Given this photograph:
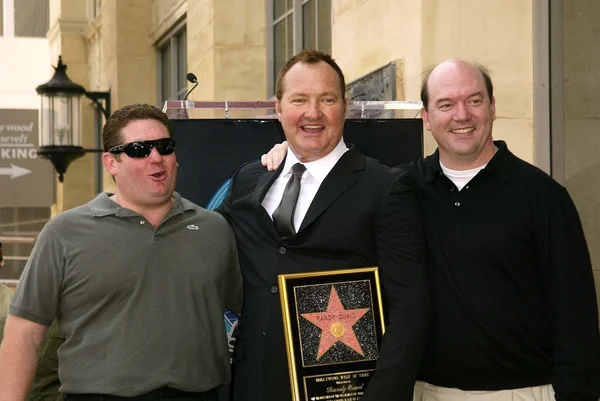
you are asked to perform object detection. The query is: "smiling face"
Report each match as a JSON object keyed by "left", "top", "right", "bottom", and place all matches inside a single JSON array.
[
  {"left": 275, "top": 61, "right": 347, "bottom": 162},
  {"left": 102, "top": 119, "right": 177, "bottom": 210},
  {"left": 421, "top": 60, "right": 496, "bottom": 170}
]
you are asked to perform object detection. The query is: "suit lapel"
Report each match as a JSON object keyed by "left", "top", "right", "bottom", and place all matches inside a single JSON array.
[
  {"left": 252, "top": 165, "right": 282, "bottom": 206},
  {"left": 252, "top": 163, "right": 284, "bottom": 237},
  {"left": 299, "top": 150, "right": 365, "bottom": 232}
]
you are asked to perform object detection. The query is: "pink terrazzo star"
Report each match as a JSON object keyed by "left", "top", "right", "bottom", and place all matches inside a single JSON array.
[{"left": 300, "top": 286, "right": 369, "bottom": 360}]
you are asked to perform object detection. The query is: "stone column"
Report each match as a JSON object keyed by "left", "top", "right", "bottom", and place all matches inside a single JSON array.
[
  {"left": 186, "top": 0, "right": 267, "bottom": 106},
  {"left": 48, "top": 0, "right": 96, "bottom": 214}
]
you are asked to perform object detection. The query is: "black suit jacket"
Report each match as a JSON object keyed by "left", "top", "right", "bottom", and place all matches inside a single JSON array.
[{"left": 218, "top": 148, "right": 430, "bottom": 401}]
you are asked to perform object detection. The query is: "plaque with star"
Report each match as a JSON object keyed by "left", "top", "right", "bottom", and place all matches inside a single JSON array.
[{"left": 279, "top": 267, "right": 385, "bottom": 401}]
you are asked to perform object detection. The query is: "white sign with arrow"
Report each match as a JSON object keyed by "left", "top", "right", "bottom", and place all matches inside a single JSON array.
[
  {"left": 0, "top": 164, "right": 32, "bottom": 179},
  {"left": 0, "top": 109, "right": 54, "bottom": 207}
]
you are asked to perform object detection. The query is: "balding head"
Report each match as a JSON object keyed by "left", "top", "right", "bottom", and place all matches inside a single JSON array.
[
  {"left": 419, "top": 58, "right": 497, "bottom": 170},
  {"left": 421, "top": 59, "right": 493, "bottom": 111}
]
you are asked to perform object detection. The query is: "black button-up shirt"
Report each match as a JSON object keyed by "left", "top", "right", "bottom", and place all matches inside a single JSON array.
[{"left": 402, "top": 141, "right": 600, "bottom": 399}]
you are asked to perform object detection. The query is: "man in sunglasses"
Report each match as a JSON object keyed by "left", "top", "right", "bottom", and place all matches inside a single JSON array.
[{"left": 0, "top": 104, "right": 243, "bottom": 401}]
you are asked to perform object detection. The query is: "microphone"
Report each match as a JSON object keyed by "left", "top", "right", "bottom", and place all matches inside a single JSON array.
[{"left": 184, "top": 73, "right": 199, "bottom": 100}]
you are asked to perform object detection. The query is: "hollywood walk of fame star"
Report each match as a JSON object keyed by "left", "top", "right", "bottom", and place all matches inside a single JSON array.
[{"left": 300, "top": 286, "right": 370, "bottom": 360}]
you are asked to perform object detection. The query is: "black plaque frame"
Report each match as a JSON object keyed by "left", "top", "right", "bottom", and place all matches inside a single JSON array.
[{"left": 278, "top": 267, "right": 385, "bottom": 401}]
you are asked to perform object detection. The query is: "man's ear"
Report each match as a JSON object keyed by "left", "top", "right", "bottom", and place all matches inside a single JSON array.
[
  {"left": 421, "top": 107, "right": 431, "bottom": 131},
  {"left": 275, "top": 99, "right": 282, "bottom": 121},
  {"left": 102, "top": 152, "right": 118, "bottom": 177}
]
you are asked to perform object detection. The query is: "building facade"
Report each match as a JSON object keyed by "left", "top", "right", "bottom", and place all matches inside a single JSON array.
[{"left": 25, "top": 0, "right": 600, "bottom": 313}]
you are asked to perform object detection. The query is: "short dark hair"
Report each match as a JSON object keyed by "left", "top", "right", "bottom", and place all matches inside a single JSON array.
[
  {"left": 275, "top": 49, "right": 346, "bottom": 101},
  {"left": 102, "top": 104, "right": 172, "bottom": 151},
  {"left": 420, "top": 62, "right": 493, "bottom": 111}
]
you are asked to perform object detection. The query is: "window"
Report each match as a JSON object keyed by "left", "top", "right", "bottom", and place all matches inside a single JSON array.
[
  {"left": 14, "top": 0, "right": 49, "bottom": 38},
  {"left": 87, "top": 0, "right": 102, "bottom": 21},
  {"left": 0, "top": 0, "right": 49, "bottom": 37},
  {"left": 0, "top": 207, "right": 50, "bottom": 283},
  {"left": 269, "top": 0, "right": 331, "bottom": 95},
  {"left": 157, "top": 25, "right": 187, "bottom": 107}
]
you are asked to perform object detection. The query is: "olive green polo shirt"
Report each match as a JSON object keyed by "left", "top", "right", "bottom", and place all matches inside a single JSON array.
[{"left": 11, "top": 192, "right": 243, "bottom": 396}]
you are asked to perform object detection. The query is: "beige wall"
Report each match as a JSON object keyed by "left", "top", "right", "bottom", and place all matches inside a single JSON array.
[
  {"left": 186, "top": 0, "right": 216, "bottom": 101},
  {"left": 90, "top": 0, "right": 155, "bottom": 111},
  {"left": 332, "top": 0, "right": 534, "bottom": 162},
  {"left": 88, "top": 0, "right": 157, "bottom": 193},
  {"left": 114, "top": 0, "right": 156, "bottom": 107},
  {"left": 213, "top": 0, "right": 267, "bottom": 100},
  {"left": 152, "top": 0, "right": 186, "bottom": 30},
  {"left": 0, "top": 37, "right": 51, "bottom": 109},
  {"left": 333, "top": 0, "right": 423, "bottom": 100},
  {"left": 183, "top": 0, "right": 267, "bottom": 102},
  {"left": 562, "top": 0, "right": 600, "bottom": 312}
]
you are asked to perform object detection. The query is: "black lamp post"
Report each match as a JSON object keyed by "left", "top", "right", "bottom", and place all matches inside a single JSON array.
[{"left": 35, "top": 56, "right": 111, "bottom": 182}]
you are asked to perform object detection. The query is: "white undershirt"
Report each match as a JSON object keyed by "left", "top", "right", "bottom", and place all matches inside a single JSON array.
[
  {"left": 262, "top": 140, "right": 349, "bottom": 231},
  {"left": 440, "top": 161, "right": 486, "bottom": 191}
]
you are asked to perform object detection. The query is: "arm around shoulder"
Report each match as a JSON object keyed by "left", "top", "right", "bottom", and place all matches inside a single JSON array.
[{"left": 214, "top": 161, "right": 254, "bottom": 220}]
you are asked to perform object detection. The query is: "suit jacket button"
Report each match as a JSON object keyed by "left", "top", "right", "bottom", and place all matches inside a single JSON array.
[
  {"left": 270, "top": 285, "right": 279, "bottom": 294},
  {"left": 278, "top": 246, "right": 287, "bottom": 255}
]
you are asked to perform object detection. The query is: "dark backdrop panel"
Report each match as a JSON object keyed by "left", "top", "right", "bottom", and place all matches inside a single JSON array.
[
  {"left": 171, "top": 118, "right": 422, "bottom": 401},
  {"left": 172, "top": 119, "right": 423, "bottom": 208}
]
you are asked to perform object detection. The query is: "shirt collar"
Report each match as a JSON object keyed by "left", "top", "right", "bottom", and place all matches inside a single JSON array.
[
  {"left": 89, "top": 191, "right": 193, "bottom": 217},
  {"left": 282, "top": 139, "right": 349, "bottom": 183},
  {"left": 424, "top": 140, "right": 513, "bottom": 184},
  {"left": 482, "top": 140, "right": 512, "bottom": 183}
]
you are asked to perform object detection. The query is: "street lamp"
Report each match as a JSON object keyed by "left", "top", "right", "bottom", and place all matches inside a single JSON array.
[{"left": 35, "top": 56, "right": 111, "bottom": 182}]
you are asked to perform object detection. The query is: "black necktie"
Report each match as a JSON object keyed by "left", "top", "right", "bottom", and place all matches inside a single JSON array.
[{"left": 273, "top": 163, "right": 306, "bottom": 237}]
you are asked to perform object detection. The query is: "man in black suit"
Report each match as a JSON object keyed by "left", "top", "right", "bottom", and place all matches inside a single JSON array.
[
  {"left": 263, "top": 59, "right": 600, "bottom": 401},
  {"left": 218, "top": 50, "right": 430, "bottom": 401}
]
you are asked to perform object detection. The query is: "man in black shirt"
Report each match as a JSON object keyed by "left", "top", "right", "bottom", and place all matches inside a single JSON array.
[
  {"left": 263, "top": 59, "right": 600, "bottom": 400},
  {"left": 409, "top": 59, "right": 600, "bottom": 400}
]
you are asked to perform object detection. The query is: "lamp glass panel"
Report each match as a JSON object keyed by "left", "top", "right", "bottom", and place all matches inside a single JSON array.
[
  {"left": 70, "top": 95, "right": 82, "bottom": 147},
  {"left": 39, "top": 95, "right": 53, "bottom": 146},
  {"left": 50, "top": 93, "right": 82, "bottom": 146}
]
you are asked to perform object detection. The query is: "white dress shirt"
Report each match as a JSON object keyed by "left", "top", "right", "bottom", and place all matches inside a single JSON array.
[{"left": 262, "top": 140, "right": 349, "bottom": 232}]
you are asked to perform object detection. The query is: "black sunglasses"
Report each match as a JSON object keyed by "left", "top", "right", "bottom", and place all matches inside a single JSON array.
[{"left": 108, "top": 138, "right": 176, "bottom": 158}]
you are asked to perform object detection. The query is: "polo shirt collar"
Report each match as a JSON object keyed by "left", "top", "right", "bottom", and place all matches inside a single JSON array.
[
  {"left": 483, "top": 140, "right": 513, "bottom": 183},
  {"left": 424, "top": 140, "right": 513, "bottom": 184},
  {"left": 89, "top": 191, "right": 193, "bottom": 217},
  {"left": 423, "top": 150, "right": 443, "bottom": 183}
]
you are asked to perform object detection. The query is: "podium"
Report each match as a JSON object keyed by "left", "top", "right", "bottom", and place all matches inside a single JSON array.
[{"left": 163, "top": 100, "right": 424, "bottom": 208}]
